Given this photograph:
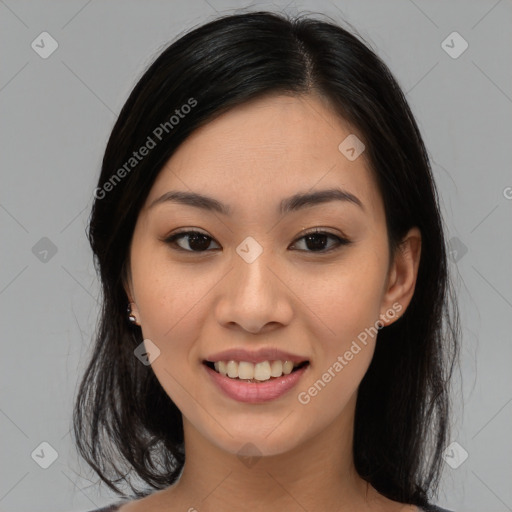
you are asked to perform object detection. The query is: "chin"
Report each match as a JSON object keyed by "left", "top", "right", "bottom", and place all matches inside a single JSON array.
[
  {"left": 199, "top": 418, "right": 312, "bottom": 459},
  {"left": 221, "top": 436, "right": 299, "bottom": 459}
]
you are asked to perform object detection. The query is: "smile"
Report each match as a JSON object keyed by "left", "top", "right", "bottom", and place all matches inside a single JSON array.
[
  {"left": 203, "top": 359, "right": 310, "bottom": 403},
  {"left": 204, "top": 359, "right": 309, "bottom": 382}
]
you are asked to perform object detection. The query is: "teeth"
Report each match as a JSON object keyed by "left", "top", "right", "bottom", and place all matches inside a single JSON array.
[
  {"left": 239, "top": 361, "right": 255, "bottom": 380},
  {"left": 226, "top": 360, "right": 238, "bottom": 378},
  {"left": 282, "top": 361, "right": 294, "bottom": 375},
  {"left": 270, "top": 360, "right": 283, "bottom": 377},
  {"left": 211, "top": 360, "right": 304, "bottom": 381}
]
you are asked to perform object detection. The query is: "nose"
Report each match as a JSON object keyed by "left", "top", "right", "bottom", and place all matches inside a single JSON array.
[{"left": 214, "top": 245, "right": 294, "bottom": 334}]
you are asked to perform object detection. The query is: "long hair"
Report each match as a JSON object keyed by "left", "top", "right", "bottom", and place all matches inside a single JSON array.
[{"left": 73, "top": 10, "right": 460, "bottom": 506}]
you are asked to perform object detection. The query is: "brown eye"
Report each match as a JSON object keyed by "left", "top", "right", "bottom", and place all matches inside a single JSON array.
[
  {"left": 164, "top": 228, "right": 351, "bottom": 255},
  {"left": 164, "top": 230, "right": 220, "bottom": 252},
  {"left": 291, "top": 229, "right": 351, "bottom": 253}
]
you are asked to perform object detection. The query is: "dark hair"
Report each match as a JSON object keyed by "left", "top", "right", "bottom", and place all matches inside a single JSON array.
[{"left": 73, "top": 10, "right": 460, "bottom": 506}]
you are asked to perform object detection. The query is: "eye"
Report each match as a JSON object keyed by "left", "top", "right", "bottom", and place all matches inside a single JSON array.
[
  {"left": 163, "top": 228, "right": 351, "bottom": 254},
  {"left": 290, "top": 228, "right": 351, "bottom": 253},
  {"left": 164, "top": 230, "right": 220, "bottom": 253}
]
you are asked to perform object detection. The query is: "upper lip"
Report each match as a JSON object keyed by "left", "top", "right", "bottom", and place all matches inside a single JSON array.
[{"left": 204, "top": 348, "right": 309, "bottom": 364}]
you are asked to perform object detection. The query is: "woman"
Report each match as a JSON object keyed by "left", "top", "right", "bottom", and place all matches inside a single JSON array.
[{"left": 74, "top": 10, "right": 459, "bottom": 512}]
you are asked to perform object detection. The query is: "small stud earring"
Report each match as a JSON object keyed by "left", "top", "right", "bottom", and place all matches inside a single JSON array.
[{"left": 127, "top": 303, "right": 138, "bottom": 325}]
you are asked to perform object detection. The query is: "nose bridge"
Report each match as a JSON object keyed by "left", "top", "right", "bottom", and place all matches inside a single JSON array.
[
  {"left": 233, "top": 235, "right": 275, "bottom": 302},
  {"left": 215, "top": 234, "right": 293, "bottom": 333}
]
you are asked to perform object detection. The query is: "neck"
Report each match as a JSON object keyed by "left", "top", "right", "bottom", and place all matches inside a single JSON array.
[{"left": 161, "top": 394, "right": 388, "bottom": 512}]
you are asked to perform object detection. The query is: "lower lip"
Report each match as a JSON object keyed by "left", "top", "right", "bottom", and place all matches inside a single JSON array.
[{"left": 203, "top": 363, "right": 309, "bottom": 403}]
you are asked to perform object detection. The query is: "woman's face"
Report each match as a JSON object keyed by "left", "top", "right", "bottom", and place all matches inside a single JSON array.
[{"left": 126, "top": 93, "right": 418, "bottom": 457}]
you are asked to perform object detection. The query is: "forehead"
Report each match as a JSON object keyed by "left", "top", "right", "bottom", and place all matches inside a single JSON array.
[{"left": 144, "top": 93, "right": 383, "bottom": 221}]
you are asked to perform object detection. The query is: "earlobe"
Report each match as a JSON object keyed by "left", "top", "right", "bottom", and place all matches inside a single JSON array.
[
  {"left": 380, "top": 227, "right": 422, "bottom": 327},
  {"left": 123, "top": 265, "right": 141, "bottom": 326},
  {"left": 127, "top": 302, "right": 141, "bottom": 326}
]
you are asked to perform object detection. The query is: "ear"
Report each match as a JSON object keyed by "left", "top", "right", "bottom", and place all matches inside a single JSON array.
[{"left": 379, "top": 227, "right": 421, "bottom": 326}]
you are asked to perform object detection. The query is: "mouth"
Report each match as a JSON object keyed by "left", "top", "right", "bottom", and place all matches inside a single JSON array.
[{"left": 203, "top": 359, "right": 310, "bottom": 383}]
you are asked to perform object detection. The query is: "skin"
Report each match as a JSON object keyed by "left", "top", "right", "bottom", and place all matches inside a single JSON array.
[{"left": 122, "top": 93, "right": 421, "bottom": 512}]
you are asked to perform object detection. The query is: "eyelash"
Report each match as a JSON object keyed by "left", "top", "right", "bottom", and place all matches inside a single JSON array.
[{"left": 163, "top": 228, "right": 351, "bottom": 255}]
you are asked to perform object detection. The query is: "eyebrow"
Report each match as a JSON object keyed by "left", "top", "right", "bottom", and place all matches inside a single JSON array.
[{"left": 148, "top": 187, "right": 364, "bottom": 216}]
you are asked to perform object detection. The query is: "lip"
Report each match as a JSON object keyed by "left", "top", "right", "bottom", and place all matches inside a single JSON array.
[
  {"left": 204, "top": 347, "right": 309, "bottom": 365},
  {"left": 203, "top": 362, "right": 309, "bottom": 403}
]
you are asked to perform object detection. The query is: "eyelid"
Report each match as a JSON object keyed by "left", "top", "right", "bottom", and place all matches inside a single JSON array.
[
  {"left": 290, "top": 227, "right": 352, "bottom": 252},
  {"left": 164, "top": 226, "right": 349, "bottom": 240},
  {"left": 296, "top": 226, "right": 349, "bottom": 239},
  {"left": 162, "top": 228, "right": 220, "bottom": 248},
  {"left": 162, "top": 227, "right": 352, "bottom": 254}
]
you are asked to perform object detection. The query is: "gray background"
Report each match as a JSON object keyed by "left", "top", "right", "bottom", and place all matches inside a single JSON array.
[{"left": 1, "top": 0, "right": 511, "bottom": 511}]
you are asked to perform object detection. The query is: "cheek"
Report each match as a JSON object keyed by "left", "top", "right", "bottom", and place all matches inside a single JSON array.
[
  {"left": 131, "top": 256, "right": 213, "bottom": 409},
  {"left": 130, "top": 248, "right": 230, "bottom": 405},
  {"left": 307, "top": 256, "right": 387, "bottom": 337},
  {"left": 131, "top": 242, "right": 209, "bottom": 337},
  {"left": 301, "top": 254, "right": 387, "bottom": 379},
  {"left": 295, "top": 263, "right": 386, "bottom": 420}
]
